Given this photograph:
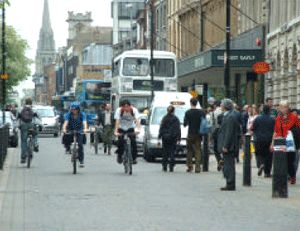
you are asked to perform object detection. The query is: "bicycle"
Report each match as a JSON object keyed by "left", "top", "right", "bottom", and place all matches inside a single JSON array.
[
  {"left": 65, "top": 130, "right": 87, "bottom": 174},
  {"left": 26, "top": 124, "right": 39, "bottom": 168},
  {"left": 120, "top": 132, "right": 136, "bottom": 175}
]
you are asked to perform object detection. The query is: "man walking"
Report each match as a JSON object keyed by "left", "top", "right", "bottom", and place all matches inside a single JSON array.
[
  {"left": 218, "top": 99, "right": 240, "bottom": 191},
  {"left": 98, "top": 103, "right": 114, "bottom": 155},
  {"left": 184, "top": 98, "right": 205, "bottom": 173}
]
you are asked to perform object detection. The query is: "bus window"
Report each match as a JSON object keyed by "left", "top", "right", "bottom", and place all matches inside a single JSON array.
[
  {"left": 123, "top": 58, "right": 149, "bottom": 76},
  {"left": 153, "top": 59, "right": 175, "bottom": 77}
]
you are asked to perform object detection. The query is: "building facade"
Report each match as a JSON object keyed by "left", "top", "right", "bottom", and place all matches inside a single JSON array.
[{"left": 266, "top": 0, "right": 300, "bottom": 108}]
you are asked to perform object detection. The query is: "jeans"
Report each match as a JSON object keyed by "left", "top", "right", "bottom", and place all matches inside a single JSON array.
[
  {"left": 162, "top": 141, "right": 176, "bottom": 168},
  {"left": 117, "top": 128, "right": 137, "bottom": 161},
  {"left": 63, "top": 133, "right": 85, "bottom": 162},
  {"left": 20, "top": 123, "right": 38, "bottom": 159}
]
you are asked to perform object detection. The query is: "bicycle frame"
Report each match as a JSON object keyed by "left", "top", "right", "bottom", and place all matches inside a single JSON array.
[{"left": 121, "top": 132, "right": 135, "bottom": 175}]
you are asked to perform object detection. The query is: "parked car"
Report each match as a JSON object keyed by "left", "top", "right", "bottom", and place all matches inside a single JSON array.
[
  {"left": 33, "top": 105, "right": 59, "bottom": 137},
  {"left": 0, "top": 111, "right": 19, "bottom": 147}
]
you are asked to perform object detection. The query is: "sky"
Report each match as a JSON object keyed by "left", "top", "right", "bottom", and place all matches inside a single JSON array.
[{"left": 6, "top": 0, "right": 113, "bottom": 95}]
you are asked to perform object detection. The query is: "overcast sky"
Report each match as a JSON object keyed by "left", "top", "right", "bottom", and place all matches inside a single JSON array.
[{"left": 6, "top": 0, "right": 113, "bottom": 92}]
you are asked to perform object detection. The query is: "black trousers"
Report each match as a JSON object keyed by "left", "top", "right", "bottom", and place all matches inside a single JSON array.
[
  {"left": 63, "top": 133, "right": 85, "bottom": 162},
  {"left": 162, "top": 141, "right": 176, "bottom": 168},
  {"left": 223, "top": 152, "right": 236, "bottom": 188},
  {"left": 254, "top": 141, "right": 273, "bottom": 175},
  {"left": 117, "top": 128, "right": 137, "bottom": 161},
  {"left": 287, "top": 152, "right": 296, "bottom": 178},
  {"left": 212, "top": 129, "right": 222, "bottom": 163}
]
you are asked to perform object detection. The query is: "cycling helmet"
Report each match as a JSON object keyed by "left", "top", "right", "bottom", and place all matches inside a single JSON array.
[{"left": 70, "top": 101, "right": 80, "bottom": 110}]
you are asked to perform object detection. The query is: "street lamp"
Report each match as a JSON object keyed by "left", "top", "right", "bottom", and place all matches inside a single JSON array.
[
  {"left": 125, "top": 3, "right": 133, "bottom": 49},
  {"left": 1, "top": 0, "right": 6, "bottom": 124}
]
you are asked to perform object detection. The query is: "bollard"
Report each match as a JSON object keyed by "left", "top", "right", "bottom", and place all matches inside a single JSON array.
[
  {"left": 202, "top": 134, "right": 209, "bottom": 172},
  {"left": 243, "top": 134, "right": 251, "bottom": 186},
  {"left": 272, "top": 138, "right": 288, "bottom": 198}
]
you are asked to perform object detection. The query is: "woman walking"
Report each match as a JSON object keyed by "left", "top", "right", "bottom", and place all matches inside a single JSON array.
[{"left": 158, "top": 105, "right": 181, "bottom": 172}]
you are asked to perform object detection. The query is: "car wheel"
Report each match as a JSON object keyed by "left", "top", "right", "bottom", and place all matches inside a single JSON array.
[{"left": 143, "top": 146, "right": 154, "bottom": 162}]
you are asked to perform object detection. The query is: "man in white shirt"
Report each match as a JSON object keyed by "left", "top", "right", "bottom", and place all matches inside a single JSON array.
[{"left": 114, "top": 100, "right": 140, "bottom": 164}]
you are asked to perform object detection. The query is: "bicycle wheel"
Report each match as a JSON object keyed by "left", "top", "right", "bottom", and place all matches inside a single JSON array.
[
  {"left": 128, "top": 146, "right": 133, "bottom": 175},
  {"left": 27, "top": 139, "right": 32, "bottom": 168},
  {"left": 94, "top": 132, "right": 98, "bottom": 154},
  {"left": 72, "top": 147, "right": 77, "bottom": 174}
]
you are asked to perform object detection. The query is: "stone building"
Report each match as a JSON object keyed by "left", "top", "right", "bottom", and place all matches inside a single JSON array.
[
  {"left": 266, "top": 0, "right": 300, "bottom": 108},
  {"left": 33, "top": 0, "right": 56, "bottom": 104}
]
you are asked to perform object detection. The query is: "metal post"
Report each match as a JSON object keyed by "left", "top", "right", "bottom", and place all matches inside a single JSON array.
[
  {"left": 243, "top": 134, "right": 251, "bottom": 186},
  {"left": 202, "top": 134, "right": 209, "bottom": 172},
  {"left": 150, "top": 0, "right": 155, "bottom": 101},
  {"left": 1, "top": 1, "right": 6, "bottom": 124},
  {"left": 224, "top": 0, "right": 231, "bottom": 98},
  {"left": 272, "top": 138, "right": 288, "bottom": 198}
]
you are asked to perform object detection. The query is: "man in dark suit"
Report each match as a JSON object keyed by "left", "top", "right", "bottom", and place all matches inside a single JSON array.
[{"left": 218, "top": 99, "right": 240, "bottom": 191}]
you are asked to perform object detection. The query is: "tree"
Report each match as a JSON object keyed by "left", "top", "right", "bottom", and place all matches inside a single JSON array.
[{"left": 0, "top": 25, "right": 32, "bottom": 91}]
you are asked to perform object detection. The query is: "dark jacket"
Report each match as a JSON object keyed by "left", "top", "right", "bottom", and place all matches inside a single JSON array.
[
  {"left": 159, "top": 114, "right": 181, "bottom": 143},
  {"left": 218, "top": 110, "right": 240, "bottom": 153},
  {"left": 97, "top": 110, "right": 114, "bottom": 127},
  {"left": 252, "top": 113, "right": 275, "bottom": 143}
]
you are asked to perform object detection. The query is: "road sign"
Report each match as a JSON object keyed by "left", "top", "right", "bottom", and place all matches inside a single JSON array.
[
  {"left": 252, "top": 62, "right": 270, "bottom": 74},
  {"left": 0, "top": 74, "right": 8, "bottom": 80}
]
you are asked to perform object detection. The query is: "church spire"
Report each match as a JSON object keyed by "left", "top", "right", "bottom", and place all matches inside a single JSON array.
[{"left": 35, "top": 0, "right": 56, "bottom": 75}]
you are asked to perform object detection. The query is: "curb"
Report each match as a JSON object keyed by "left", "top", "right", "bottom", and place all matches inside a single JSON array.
[{"left": 0, "top": 148, "right": 16, "bottom": 215}]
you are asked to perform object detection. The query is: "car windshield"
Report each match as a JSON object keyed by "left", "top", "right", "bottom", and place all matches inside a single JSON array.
[
  {"left": 151, "top": 107, "right": 187, "bottom": 125},
  {"left": 35, "top": 109, "right": 55, "bottom": 117}
]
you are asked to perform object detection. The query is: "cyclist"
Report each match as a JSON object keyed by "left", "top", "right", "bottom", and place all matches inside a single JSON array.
[
  {"left": 114, "top": 100, "right": 140, "bottom": 164},
  {"left": 62, "top": 102, "right": 88, "bottom": 167},
  {"left": 18, "top": 98, "right": 40, "bottom": 164}
]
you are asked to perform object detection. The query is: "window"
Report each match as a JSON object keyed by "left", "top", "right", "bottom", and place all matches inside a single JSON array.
[
  {"left": 123, "top": 58, "right": 149, "bottom": 76},
  {"left": 113, "top": 60, "right": 120, "bottom": 77},
  {"left": 153, "top": 59, "right": 175, "bottom": 77},
  {"left": 117, "top": 2, "right": 145, "bottom": 20}
]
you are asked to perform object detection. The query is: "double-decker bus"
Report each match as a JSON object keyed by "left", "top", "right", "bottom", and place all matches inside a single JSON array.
[
  {"left": 111, "top": 50, "right": 177, "bottom": 112},
  {"left": 75, "top": 79, "right": 111, "bottom": 124},
  {"left": 51, "top": 92, "right": 75, "bottom": 112}
]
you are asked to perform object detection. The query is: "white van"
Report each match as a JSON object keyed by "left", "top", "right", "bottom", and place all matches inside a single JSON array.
[{"left": 142, "top": 92, "right": 201, "bottom": 162}]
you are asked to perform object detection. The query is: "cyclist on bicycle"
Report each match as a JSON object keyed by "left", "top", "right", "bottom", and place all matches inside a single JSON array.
[
  {"left": 62, "top": 102, "right": 88, "bottom": 167},
  {"left": 18, "top": 98, "right": 40, "bottom": 164},
  {"left": 114, "top": 100, "right": 141, "bottom": 164}
]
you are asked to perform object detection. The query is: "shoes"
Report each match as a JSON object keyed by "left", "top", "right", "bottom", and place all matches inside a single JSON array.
[
  {"left": 220, "top": 186, "right": 236, "bottom": 191},
  {"left": 264, "top": 174, "right": 272, "bottom": 178},
  {"left": 79, "top": 162, "right": 85, "bottom": 168},
  {"left": 186, "top": 166, "right": 193, "bottom": 173},
  {"left": 258, "top": 165, "right": 264, "bottom": 176},
  {"left": 162, "top": 166, "right": 167, "bottom": 172},
  {"left": 217, "top": 160, "right": 224, "bottom": 172},
  {"left": 133, "top": 159, "right": 137, "bottom": 165},
  {"left": 195, "top": 167, "right": 201, "bottom": 173},
  {"left": 34, "top": 145, "right": 39, "bottom": 152},
  {"left": 169, "top": 166, "right": 174, "bottom": 172},
  {"left": 20, "top": 158, "right": 26, "bottom": 164},
  {"left": 117, "top": 155, "right": 123, "bottom": 164},
  {"left": 290, "top": 176, "right": 296, "bottom": 185}
]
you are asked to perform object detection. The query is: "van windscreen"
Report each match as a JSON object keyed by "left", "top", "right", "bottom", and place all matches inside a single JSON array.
[{"left": 151, "top": 107, "right": 187, "bottom": 125}]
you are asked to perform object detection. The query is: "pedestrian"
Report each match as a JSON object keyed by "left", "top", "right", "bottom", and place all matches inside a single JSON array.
[
  {"left": 98, "top": 103, "right": 114, "bottom": 155},
  {"left": 232, "top": 104, "right": 243, "bottom": 163},
  {"left": 210, "top": 100, "right": 224, "bottom": 171},
  {"left": 158, "top": 105, "right": 181, "bottom": 172},
  {"left": 218, "top": 99, "right": 240, "bottom": 191},
  {"left": 265, "top": 97, "right": 278, "bottom": 118},
  {"left": 183, "top": 98, "right": 205, "bottom": 173},
  {"left": 272, "top": 100, "right": 300, "bottom": 185},
  {"left": 252, "top": 105, "right": 275, "bottom": 177}
]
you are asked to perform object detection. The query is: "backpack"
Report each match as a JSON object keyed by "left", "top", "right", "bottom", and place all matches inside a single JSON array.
[
  {"left": 199, "top": 116, "right": 212, "bottom": 135},
  {"left": 20, "top": 106, "right": 34, "bottom": 123}
]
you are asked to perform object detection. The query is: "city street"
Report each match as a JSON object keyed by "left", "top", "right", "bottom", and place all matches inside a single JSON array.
[{"left": 0, "top": 136, "right": 300, "bottom": 231}]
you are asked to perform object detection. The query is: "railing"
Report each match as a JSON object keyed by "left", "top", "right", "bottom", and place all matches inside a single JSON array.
[{"left": 0, "top": 124, "right": 9, "bottom": 169}]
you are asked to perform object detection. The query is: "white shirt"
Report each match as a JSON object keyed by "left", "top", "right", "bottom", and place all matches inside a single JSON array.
[
  {"left": 114, "top": 107, "right": 139, "bottom": 131},
  {"left": 104, "top": 111, "right": 111, "bottom": 125}
]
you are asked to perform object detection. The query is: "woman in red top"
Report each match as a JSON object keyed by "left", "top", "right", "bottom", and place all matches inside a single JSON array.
[{"left": 273, "top": 100, "right": 300, "bottom": 184}]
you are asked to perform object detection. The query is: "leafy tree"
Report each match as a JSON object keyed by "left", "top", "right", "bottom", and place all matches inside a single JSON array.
[{"left": 0, "top": 25, "right": 32, "bottom": 91}]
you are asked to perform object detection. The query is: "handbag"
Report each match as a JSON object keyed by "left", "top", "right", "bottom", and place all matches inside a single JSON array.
[
  {"left": 199, "top": 116, "right": 212, "bottom": 135},
  {"left": 286, "top": 130, "right": 296, "bottom": 152}
]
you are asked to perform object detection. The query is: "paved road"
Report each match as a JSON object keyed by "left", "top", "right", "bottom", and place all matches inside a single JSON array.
[{"left": 0, "top": 136, "right": 300, "bottom": 231}]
